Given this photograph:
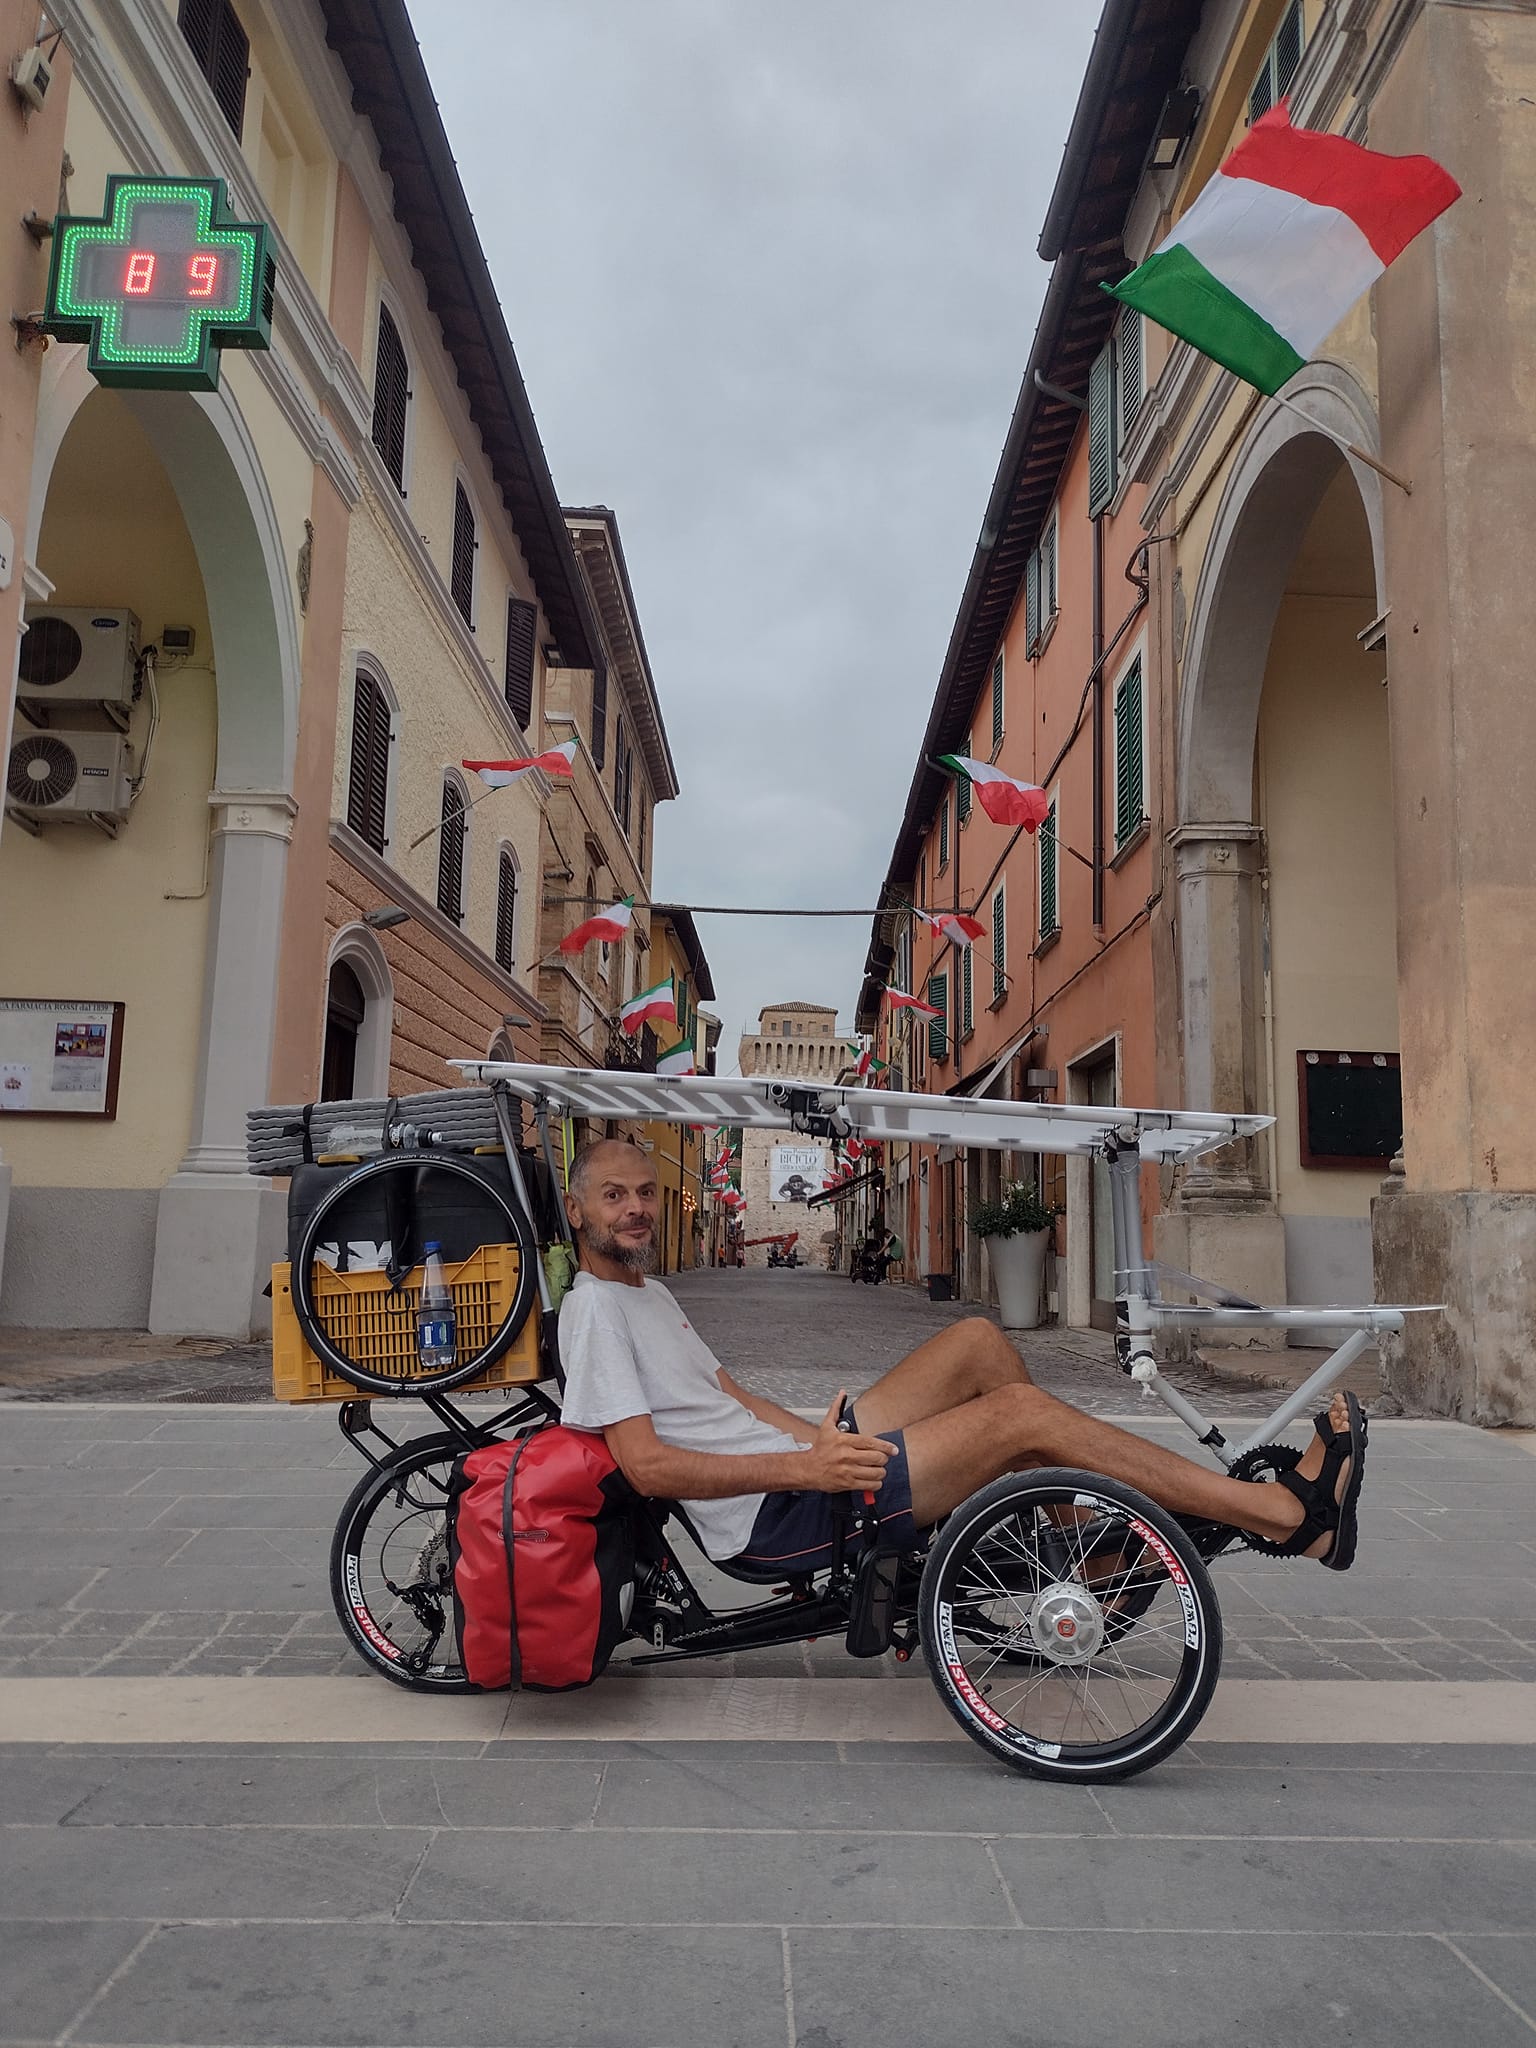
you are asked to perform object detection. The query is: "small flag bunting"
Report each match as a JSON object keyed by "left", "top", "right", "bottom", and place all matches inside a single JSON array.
[
  {"left": 885, "top": 988, "right": 941, "bottom": 1019},
  {"left": 917, "top": 908, "right": 986, "bottom": 947}
]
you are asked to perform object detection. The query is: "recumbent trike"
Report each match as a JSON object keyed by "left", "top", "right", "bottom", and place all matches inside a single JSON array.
[{"left": 258, "top": 1060, "right": 1411, "bottom": 1786}]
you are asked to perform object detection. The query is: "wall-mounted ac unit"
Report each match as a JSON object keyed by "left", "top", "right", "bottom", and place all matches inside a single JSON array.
[
  {"left": 6, "top": 730, "right": 134, "bottom": 822},
  {"left": 17, "top": 607, "right": 140, "bottom": 709}
]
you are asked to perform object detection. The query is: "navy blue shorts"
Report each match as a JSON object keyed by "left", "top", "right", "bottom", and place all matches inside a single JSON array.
[{"left": 731, "top": 1407, "right": 919, "bottom": 1572}]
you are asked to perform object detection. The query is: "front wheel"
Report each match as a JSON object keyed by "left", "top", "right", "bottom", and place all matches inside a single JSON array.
[{"left": 918, "top": 1469, "right": 1222, "bottom": 1783}]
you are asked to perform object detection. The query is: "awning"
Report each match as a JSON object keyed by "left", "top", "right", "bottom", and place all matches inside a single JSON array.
[{"left": 806, "top": 1166, "right": 885, "bottom": 1209}]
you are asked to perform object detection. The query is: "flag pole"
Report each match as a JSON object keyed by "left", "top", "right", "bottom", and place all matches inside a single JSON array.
[
  {"left": 405, "top": 777, "right": 508, "bottom": 852},
  {"left": 1268, "top": 392, "right": 1412, "bottom": 495}
]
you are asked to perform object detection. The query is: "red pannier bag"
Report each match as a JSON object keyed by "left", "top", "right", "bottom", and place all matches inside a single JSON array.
[{"left": 447, "top": 1426, "right": 636, "bottom": 1692}]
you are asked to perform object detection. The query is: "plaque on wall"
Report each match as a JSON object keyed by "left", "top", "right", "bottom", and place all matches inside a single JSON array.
[{"left": 0, "top": 1000, "right": 125, "bottom": 1118}]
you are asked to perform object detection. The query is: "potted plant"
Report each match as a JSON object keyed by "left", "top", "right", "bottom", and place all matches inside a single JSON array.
[{"left": 969, "top": 1181, "right": 1058, "bottom": 1330}]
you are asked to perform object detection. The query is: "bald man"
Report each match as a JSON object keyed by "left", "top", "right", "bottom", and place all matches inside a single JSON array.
[{"left": 557, "top": 1136, "right": 1367, "bottom": 1575}]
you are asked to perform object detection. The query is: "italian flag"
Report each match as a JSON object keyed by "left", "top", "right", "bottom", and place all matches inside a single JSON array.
[
  {"left": 853, "top": 1047, "right": 888, "bottom": 1081},
  {"left": 885, "top": 988, "right": 941, "bottom": 1019},
  {"left": 918, "top": 908, "right": 986, "bottom": 948},
  {"left": 1107, "top": 105, "right": 1460, "bottom": 395},
  {"left": 463, "top": 740, "right": 578, "bottom": 786},
  {"left": 657, "top": 1039, "right": 696, "bottom": 1078},
  {"left": 559, "top": 895, "right": 633, "bottom": 955},
  {"left": 938, "top": 756, "right": 1050, "bottom": 831},
  {"left": 621, "top": 976, "right": 676, "bottom": 1036}
]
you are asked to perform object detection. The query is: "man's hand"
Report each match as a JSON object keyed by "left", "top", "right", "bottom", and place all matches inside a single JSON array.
[{"left": 801, "top": 1392, "right": 895, "bottom": 1496}]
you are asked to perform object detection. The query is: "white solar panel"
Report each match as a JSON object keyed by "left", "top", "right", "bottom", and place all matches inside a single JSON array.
[{"left": 450, "top": 1059, "right": 1271, "bottom": 1163}]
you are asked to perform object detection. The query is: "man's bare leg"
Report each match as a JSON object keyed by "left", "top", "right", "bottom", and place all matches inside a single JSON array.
[
  {"left": 850, "top": 1316, "right": 1033, "bottom": 1434},
  {"left": 894, "top": 1380, "right": 1354, "bottom": 1553}
]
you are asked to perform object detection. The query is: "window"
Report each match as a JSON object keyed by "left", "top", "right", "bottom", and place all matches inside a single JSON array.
[
  {"left": 436, "top": 776, "right": 467, "bottom": 924},
  {"left": 177, "top": 0, "right": 249, "bottom": 139},
  {"left": 621, "top": 746, "right": 634, "bottom": 835},
  {"left": 918, "top": 854, "right": 927, "bottom": 910},
  {"left": 937, "top": 795, "right": 950, "bottom": 871},
  {"left": 956, "top": 766, "right": 971, "bottom": 825},
  {"left": 591, "top": 661, "right": 608, "bottom": 770},
  {"left": 495, "top": 849, "right": 518, "bottom": 972},
  {"left": 783, "top": 1021, "right": 793, "bottom": 1038},
  {"left": 1025, "top": 512, "right": 1059, "bottom": 653},
  {"left": 370, "top": 304, "right": 410, "bottom": 494},
  {"left": 1088, "top": 342, "right": 1116, "bottom": 517},
  {"left": 927, "top": 971, "right": 948, "bottom": 1063},
  {"left": 504, "top": 597, "right": 537, "bottom": 729},
  {"left": 451, "top": 481, "right": 476, "bottom": 626},
  {"left": 1039, "top": 798, "right": 1060, "bottom": 939},
  {"left": 960, "top": 943, "right": 974, "bottom": 1039},
  {"left": 1249, "top": 0, "right": 1304, "bottom": 123},
  {"left": 1114, "top": 654, "right": 1146, "bottom": 849},
  {"left": 613, "top": 714, "right": 628, "bottom": 822},
  {"left": 320, "top": 961, "right": 365, "bottom": 1102},
  {"left": 991, "top": 650, "right": 1005, "bottom": 751},
  {"left": 346, "top": 669, "right": 392, "bottom": 854},
  {"left": 991, "top": 885, "right": 1007, "bottom": 1004},
  {"left": 1118, "top": 308, "right": 1145, "bottom": 449},
  {"left": 636, "top": 793, "right": 648, "bottom": 864}
]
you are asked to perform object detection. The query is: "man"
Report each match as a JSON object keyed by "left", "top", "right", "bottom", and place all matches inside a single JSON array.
[{"left": 558, "top": 1138, "right": 1366, "bottom": 1574}]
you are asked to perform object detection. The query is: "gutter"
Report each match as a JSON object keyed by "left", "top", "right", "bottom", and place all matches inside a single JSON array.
[{"left": 1037, "top": 0, "right": 1142, "bottom": 261}]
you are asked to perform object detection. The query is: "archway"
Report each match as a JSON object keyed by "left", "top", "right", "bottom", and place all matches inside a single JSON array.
[{"left": 323, "top": 924, "right": 395, "bottom": 1101}]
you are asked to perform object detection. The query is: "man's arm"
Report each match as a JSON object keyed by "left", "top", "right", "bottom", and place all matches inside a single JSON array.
[
  {"left": 603, "top": 1397, "right": 893, "bottom": 1502},
  {"left": 716, "top": 1367, "right": 814, "bottom": 1444}
]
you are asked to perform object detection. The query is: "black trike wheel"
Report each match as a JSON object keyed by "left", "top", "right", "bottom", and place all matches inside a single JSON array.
[
  {"left": 331, "top": 1431, "right": 537, "bottom": 1691},
  {"left": 292, "top": 1152, "right": 538, "bottom": 1394},
  {"left": 918, "top": 1468, "right": 1222, "bottom": 1783}
]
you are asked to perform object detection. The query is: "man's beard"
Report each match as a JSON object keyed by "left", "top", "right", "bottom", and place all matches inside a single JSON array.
[{"left": 584, "top": 1219, "right": 658, "bottom": 1272}]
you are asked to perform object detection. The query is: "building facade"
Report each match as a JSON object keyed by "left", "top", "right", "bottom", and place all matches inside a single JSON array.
[
  {"left": 0, "top": 0, "right": 600, "bottom": 1336},
  {"left": 736, "top": 1002, "right": 842, "bottom": 1268},
  {"left": 642, "top": 906, "right": 714, "bottom": 1274},
  {"left": 861, "top": 0, "right": 1536, "bottom": 1422}
]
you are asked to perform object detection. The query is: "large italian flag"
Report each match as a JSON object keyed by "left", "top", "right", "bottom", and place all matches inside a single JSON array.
[
  {"left": 559, "top": 895, "right": 633, "bottom": 955},
  {"left": 463, "top": 740, "right": 578, "bottom": 786},
  {"left": 885, "top": 988, "right": 941, "bottom": 1019},
  {"left": 938, "top": 755, "right": 1049, "bottom": 831},
  {"left": 621, "top": 976, "right": 676, "bottom": 1036},
  {"left": 1107, "top": 106, "right": 1459, "bottom": 395}
]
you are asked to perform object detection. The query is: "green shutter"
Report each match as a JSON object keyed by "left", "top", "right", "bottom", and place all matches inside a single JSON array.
[
  {"left": 991, "top": 887, "right": 1006, "bottom": 1004},
  {"left": 1088, "top": 344, "right": 1115, "bottom": 517},
  {"left": 1039, "top": 805, "right": 1058, "bottom": 937},
  {"left": 1275, "top": 0, "right": 1304, "bottom": 97},
  {"left": 1025, "top": 548, "right": 1041, "bottom": 655},
  {"left": 927, "top": 971, "right": 948, "bottom": 1062},
  {"left": 1040, "top": 515, "right": 1058, "bottom": 620},
  {"left": 938, "top": 795, "right": 949, "bottom": 869},
  {"left": 956, "top": 768, "right": 971, "bottom": 824},
  {"left": 961, "top": 942, "right": 973, "bottom": 1037},
  {"left": 991, "top": 651, "right": 1005, "bottom": 749},
  {"left": 1115, "top": 658, "right": 1145, "bottom": 847},
  {"left": 1117, "top": 309, "right": 1144, "bottom": 447}
]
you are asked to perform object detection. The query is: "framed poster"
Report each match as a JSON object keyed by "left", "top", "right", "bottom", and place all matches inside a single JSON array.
[
  {"left": 0, "top": 1000, "right": 125, "bottom": 1118},
  {"left": 1297, "top": 1050, "right": 1401, "bottom": 1170},
  {"left": 771, "top": 1143, "right": 825, "bottom": 1204}
]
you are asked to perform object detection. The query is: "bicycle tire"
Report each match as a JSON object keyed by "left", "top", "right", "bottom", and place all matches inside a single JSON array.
[
  {"left": 292, "top": 1151, "right": 538, "bottom": 1393},
  {"left": 919, "top": 1468, "right": 1222, "bottom": 1784}
]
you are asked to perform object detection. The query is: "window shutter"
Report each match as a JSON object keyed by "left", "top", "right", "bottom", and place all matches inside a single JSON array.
[
  {"left": 178, "top": 0, "right": 248, "bottom": 140},
  {"left": 1088, "top": 344, "right": 1115, "bottom": 517},
  {"left": 938, "top": 796, "right": 949, "bottom": 869},
  {"left": 495, "top": 851, "right": 517, "bottom": 971},
  {"left": 961, "top": 943, "right": 974, "bottom": 1037},
  {"left": 437, "top": 780, "right": 465, "bottom": 924},
  {"left": 503, "top": 596, "right": 537, "bottom": 728},
  {"left": 1041, "top": 516, "right": 1058, "bottom": 620},
  {"left": 1275, "top": 0, "right": 1304, "bottom": 98},
  {"left": 346, "top": 672, "right": 390, "bottom": 855},
  {"left": 991, "top": 651, "right": 1005, "bottom": 749},
  {"left": 1025, "top": 548, "right": 1041, "bottom": 655},
  {"left": 451, "top": 483, "right": 476, "bottom": 625},
  {"left": 614, "top": 714, "right": 626, "bottom": 818},
  {"left": 956, "top": 769, "right": 971, "bottom": 824},
  {"left": 591, "top": 662, "right": 608, "bottom": 769},
  {"left": 622, "top": 746, "right": 634, "bottom": 834},
  {"left": 927, "top": 971, "right": 948, "bottom": 1062},
  {"left": 1248, "top": 61, "right": 1274, "bottom": 125},
  {"left": 1039, "top": 804, "right": 1059, "bottom": 937},
  {"left": 1117, "top": 308, "right": 1144, "bottom": 447},
  {"left": 1115, "top": 658, "right": 1145, "bottom": 847},
  {"left": 991, "top": 887, "right": 1007, "bottom": 1004},
  {"left": 370, "top": 306, "right": 410, "bottom": 492}
]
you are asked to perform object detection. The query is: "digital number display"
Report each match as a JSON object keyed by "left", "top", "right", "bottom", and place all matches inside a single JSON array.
[{"left": 43, "top": 177, "right": 274, "bottom": 391}]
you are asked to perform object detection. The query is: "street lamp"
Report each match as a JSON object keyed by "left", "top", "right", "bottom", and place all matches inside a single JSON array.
[
  {"left": 363, "top": 904, "right": 410, "bottom": 930},
  {"left": 1148, "top": 86, "right": 1201, "bottom": 172}
]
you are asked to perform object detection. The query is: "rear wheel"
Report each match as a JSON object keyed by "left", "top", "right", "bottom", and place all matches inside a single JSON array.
[{"left": 919, "top": 1469, "right": 1222, "bottom": 1782}]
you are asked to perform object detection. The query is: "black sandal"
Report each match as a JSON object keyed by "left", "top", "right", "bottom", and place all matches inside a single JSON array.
[{"left": 1268, "top": 1392, "right": 1368, "bottom": 1571}]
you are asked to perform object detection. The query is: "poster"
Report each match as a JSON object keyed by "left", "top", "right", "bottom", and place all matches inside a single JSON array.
[
  {"left": 52, "top": 1020, "right": 108, "bottom": 1094},
  {"left": 771, "top": 1143, "right": 825, "bottom": 1204},
  {"left": 0, "top": 1063, "right": 31, "bottom": 1111},
  {"left": 0, "top": 1001, "right": 124, "bottom": 1117}
]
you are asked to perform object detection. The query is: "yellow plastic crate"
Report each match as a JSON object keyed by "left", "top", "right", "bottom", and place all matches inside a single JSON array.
[{"left": 271, "top": 1242, "right": 541, "bottom": 1402}]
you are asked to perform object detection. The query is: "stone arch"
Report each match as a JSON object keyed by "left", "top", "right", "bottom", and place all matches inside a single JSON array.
[{"left": 325, "top": 923, "right": 396, "bottom": 1098}]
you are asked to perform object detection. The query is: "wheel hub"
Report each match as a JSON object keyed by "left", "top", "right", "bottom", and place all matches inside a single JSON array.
[{"left": 1027, "top": 1580, "right": 1105, "bottom": 1664}]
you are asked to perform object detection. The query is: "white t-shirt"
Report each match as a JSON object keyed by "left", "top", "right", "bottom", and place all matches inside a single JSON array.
[{"left": 558, "top": 1270, "right": 806, "bottom": 1559}]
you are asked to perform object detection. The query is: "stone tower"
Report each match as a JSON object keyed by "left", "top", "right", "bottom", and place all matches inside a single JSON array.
[{"left": 736, "top": 1003, "right": 848, "bottom": 1267}]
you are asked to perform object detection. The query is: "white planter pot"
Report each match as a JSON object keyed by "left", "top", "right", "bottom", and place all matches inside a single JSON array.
[{"left": 986, "top": 1227, "right": 1050, "bottom": 1330}]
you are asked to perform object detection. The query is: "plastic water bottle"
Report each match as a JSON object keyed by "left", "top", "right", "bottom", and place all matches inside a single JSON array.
[{"left": 416, "top": 1241, "right": 457, "bottom": 1371}]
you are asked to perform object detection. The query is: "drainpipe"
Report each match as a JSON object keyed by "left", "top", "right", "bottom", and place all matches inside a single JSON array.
[{"left": 1091, "top": 513, "right": 1106, "bottom": 931}]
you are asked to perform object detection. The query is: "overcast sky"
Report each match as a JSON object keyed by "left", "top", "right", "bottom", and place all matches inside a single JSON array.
[{"left": 408, "top": 1, "right": 1098, "bottom": 1065}]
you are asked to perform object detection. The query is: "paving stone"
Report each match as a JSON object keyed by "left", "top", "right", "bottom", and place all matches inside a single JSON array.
[
  {"left": 0, "top": 1821, "right": 431, "bottom": 1921},
  {"left": 1093, "top": 1764, "right": 1535, "bottom": 1841},
  {"left": 0, "top": 1918, "right": 149, "bottom": 2043},
  {"left": 786, "top": 1928, "right": 1536, "bottom": 2048},
  {"left": 405, "top": 1825, "right": 1013, "bottom": 1927},
  {"left": 987, "top": 1835, "right": 1535, "bottom": 1933},
  {"left": 1453, "top": 1937, "right": 1536, "bottom": 2025},
  {"left": 78, "top": 1921, "right": 788, "bottom": 2047}
]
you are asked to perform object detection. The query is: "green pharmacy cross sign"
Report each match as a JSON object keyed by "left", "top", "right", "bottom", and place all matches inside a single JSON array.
[{"left": 43, "top": 176, "right": 275, "bottom": 391}]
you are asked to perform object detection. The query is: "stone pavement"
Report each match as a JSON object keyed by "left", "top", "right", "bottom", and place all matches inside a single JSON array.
[{"left": 1, "top": 1268, "right": 1533, "bottom": 2045}]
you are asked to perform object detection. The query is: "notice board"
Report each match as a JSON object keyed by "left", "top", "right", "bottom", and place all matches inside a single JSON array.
[
  {"left": 1297, "top": 1050, "right": 1400, "bottom": 1170},
  {"left": 0, "top": 999, "right": 125, "bottom": 1118}
]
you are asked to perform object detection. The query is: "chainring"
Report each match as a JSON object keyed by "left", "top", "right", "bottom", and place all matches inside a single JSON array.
[{"left": 1228, "top": 1442, "right": 1306, "bottom": 1557}]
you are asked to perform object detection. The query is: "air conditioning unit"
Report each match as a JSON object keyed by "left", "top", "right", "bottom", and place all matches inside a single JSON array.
[
  {"left": 6, "top": 730, "right": 134, "bottom": 822},
  {"left": 17, "top": 607, "right": 140, "bottom": 709}
]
